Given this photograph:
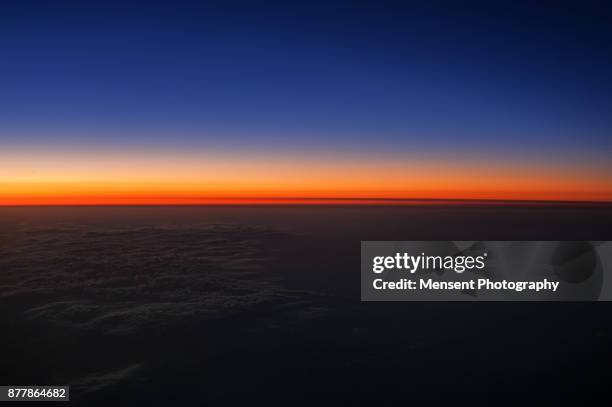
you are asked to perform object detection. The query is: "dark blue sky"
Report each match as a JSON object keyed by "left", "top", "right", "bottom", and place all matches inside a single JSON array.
[{"left": 1, "top": 0, "right": 611, "bottom": 159}]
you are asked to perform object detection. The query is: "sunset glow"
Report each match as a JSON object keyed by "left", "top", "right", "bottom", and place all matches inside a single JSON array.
[
  {"left": 2, "top": 1, "right": 611, "bottom": 206},
  {"left": 1, "top": 147, "right": 610, "bottom": 205}
]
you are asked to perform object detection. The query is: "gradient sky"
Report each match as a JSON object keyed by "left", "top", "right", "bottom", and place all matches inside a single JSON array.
[{"left": 1, "top": 1, "right": 611, "bottom": 204}]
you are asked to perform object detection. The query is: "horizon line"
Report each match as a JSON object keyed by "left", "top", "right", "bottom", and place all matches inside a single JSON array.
[{"left": 2, "top": 197, "right": 612, "bottom": 207}]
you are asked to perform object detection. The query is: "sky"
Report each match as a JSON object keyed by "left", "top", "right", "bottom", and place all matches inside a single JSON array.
[{"left": 1, "top": 1, "right": 611, "bottom": 204}]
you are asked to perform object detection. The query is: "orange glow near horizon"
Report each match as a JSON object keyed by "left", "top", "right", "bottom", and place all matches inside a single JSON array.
[{"left": 1, "top": 148, "right": 611, "bottom": 205}]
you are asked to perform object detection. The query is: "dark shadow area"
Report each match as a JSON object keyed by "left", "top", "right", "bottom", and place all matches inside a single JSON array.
[{"left": 1, "top": 205, "right": 611, "bottom": 405}]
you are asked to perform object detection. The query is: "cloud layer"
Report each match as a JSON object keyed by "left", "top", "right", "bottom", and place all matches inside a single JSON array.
[{"left": 0, "top": 222, "right": 312, "bottom": 335}]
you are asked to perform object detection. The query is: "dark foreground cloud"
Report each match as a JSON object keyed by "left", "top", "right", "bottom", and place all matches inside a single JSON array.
[{"left": 0, "top": 223, "right": 315, "bottom": 335}]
